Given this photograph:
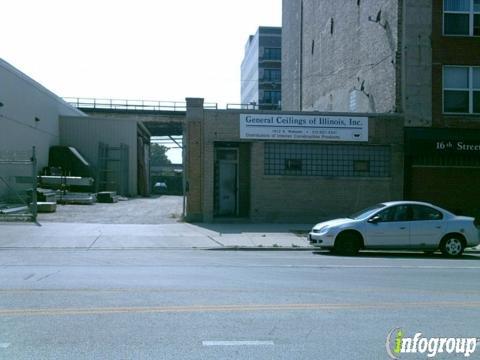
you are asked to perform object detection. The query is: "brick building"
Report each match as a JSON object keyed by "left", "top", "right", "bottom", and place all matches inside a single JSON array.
[
  {"left": 282, "top": 0, "right": 480, "bottom": 216},
  {"left": 184, "top": 98, "right": 403, "bottom": 222}
]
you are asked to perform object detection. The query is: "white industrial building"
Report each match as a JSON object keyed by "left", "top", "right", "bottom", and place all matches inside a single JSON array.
[
  {"left": 0, "top": 58, "right": 150, "bottom": 200},
  {"left": 0, "top": 58, "right": 85, "bottom": 169}
]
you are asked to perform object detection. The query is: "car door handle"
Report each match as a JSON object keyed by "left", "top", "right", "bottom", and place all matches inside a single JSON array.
[
  {"left": 435, "top": 226, "right": 442, "bottom": 229},
  {"left": 399, "top": 227, "right": 407, "bottom": 230}
]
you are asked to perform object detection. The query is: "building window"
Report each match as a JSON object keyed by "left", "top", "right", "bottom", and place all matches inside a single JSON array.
[
  {"left": 444, "top": 0, "right": 480, "bottom": 36},
  {"left": 443, "top": 66, "right": 480, "bottom": 113},
  {"left": 263, "top": 48, "right": 281, "bottom": 60},
  {"left": 264, "top": 143, "right": 391, "bottom": 177},
  {"left": 262, "top": 91, "right": 281, "bottom": 105},
  {"left": 263, "top": 69, "right": 281, "bottom": 82}
]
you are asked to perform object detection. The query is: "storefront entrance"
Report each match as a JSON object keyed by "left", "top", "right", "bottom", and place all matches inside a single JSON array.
[
  {"left": 213, "top": 143, "right": 250, "bottom": 218},
  {"left": 405, "top": 128, "right": 480, "bottom": 217},
  {"left": 216, "top": 148, "right": 238, "bottom": 216}
]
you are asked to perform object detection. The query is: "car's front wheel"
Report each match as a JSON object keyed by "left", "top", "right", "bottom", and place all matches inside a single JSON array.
[
  {"left": 440, "top": 235, "right": 465, "bottom": 257},
  {"left": 334, "top": 232, "right": 362, "bottom": 256}
]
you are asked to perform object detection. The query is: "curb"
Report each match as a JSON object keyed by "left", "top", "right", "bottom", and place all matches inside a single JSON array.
[
  {"left": 0, "top": 246, "right": 478, "bottom": 253},
  {"left": 0, "top": 246, "right": 316, "bottom": 251},
  {"left": 209, "top": 247, "right": 480, "bottom": 253},
  {"left": 205, "top": 246, "right": 314, "bottom": 251}
]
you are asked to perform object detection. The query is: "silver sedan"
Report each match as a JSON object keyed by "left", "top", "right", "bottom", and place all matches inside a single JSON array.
[{"left": 309, "top": 201, "right": 480, "bottom": 256}]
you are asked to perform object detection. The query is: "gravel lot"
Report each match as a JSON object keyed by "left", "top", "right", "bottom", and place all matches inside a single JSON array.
[{"left": 38, "top": 195, "right": 183, "bottom": 224}]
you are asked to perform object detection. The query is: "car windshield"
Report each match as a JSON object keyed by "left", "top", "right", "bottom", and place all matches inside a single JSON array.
[{"left": 349, "top": 203, "right": 386, "bottom": 220}]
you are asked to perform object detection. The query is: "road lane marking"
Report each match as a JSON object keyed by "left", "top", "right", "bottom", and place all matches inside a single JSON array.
[
  {"left": 0, "top": 343, "right": 10, "bottom": 348},
  {"left": 1, "top": 301, "right": 480, "bottom": 317},
  {"left": 202, "top": 341, "right": 274, "bottom": 346}
]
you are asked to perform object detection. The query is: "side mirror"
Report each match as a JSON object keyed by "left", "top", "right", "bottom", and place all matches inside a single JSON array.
[{"left": 368, "top": 215, "right": 381, "bottom": 224}]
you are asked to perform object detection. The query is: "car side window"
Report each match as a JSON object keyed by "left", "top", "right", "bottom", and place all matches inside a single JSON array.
[
  {"left": 375, "top": 205, "right": 409, "bottom": 222},
  {"left": 411, "top": 205, "right": 443, "bottom": 221},
  {"left": 376, "top": 207, "right": 394, "bottom": 222}
]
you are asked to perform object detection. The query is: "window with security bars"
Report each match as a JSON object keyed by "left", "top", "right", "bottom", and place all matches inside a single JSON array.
[{"left": 264, "top": 143, "right": 391, "bottom": 177}]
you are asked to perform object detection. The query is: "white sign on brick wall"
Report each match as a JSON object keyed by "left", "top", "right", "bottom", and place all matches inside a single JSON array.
[{"left": 240, "top": 114, "right": 368, "bottom": 142}]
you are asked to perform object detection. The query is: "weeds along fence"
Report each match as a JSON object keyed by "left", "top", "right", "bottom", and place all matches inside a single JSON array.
[{"left": 0, "top": 147, "right": 37, "bottom": 222}]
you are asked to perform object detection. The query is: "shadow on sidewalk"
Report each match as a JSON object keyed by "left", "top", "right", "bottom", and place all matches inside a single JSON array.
[{"left": 192, "top": 222, "right": 312, "bottom": 235}]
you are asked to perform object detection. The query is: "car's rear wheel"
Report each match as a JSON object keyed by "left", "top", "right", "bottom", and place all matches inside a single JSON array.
[
  {"left": 440, "top": 235, "right": 465, "bottom": 257},
  {"left": 334, "top": 232, "right": 361, "bottom": 256}
]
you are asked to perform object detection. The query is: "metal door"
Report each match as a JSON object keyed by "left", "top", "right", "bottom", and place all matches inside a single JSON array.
[{"left": 218, "top": 160, "right": 237, "bottom": 216}]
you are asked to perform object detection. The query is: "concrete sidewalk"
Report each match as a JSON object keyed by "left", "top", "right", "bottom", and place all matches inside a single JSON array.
[
  {"left": 0, "top": 222, "right": 312, "bottom": 250},
  {"left": 1, "top": 221, "right": 479, "bottom": 252}
]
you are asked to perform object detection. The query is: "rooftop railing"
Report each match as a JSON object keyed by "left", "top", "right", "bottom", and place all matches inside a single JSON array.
[{"left": 64, "top": 97, "right": 218, "bottom": 112}]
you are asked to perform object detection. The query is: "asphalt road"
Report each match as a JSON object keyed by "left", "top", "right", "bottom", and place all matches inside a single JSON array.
[{"left": 1, "top": 249, "right": 479, "bottom": 359}]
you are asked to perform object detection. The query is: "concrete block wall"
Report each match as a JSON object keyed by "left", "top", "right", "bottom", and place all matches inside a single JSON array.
[
  {"left": 403, "top": 0, "right": 433, "bottom": 127},
  {"left": 281, "top": 0, "right": 302, "bottom": 111},
  {"left": 283, "top": 0, "right": 400, "bottom": 114},
  {"left": 281, "top": 1, "right": 435, "bottom": 127}
]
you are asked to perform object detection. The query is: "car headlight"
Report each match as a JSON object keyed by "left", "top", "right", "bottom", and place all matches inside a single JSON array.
[{"left": 313, "top": 226, "right": 330, "bottom": 235}]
